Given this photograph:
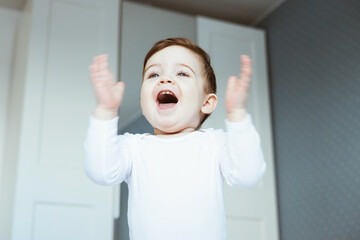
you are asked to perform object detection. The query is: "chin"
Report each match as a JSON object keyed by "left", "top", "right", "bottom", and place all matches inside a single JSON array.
[
  {"left": 154, "top": 122, "right": 181, "bottom": 134},
  {"left": 156, "top": 120, "right": 200, "bottom": 135},
  {"left": 143, "top": 109, "right": 201, "bottom": 134}
]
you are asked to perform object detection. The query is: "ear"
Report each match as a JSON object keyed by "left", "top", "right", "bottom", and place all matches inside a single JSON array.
[{"left": 201, "top": 93, "right": 218, "bottom": 114}]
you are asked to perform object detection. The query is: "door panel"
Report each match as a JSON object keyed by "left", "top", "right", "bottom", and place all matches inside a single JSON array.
[{"left": 11, "top": 0, "right": 119, "bottom": 239}]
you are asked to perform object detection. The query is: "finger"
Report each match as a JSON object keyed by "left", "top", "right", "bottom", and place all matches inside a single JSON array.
[
  {"left": 240, "top": 55, "right": 252, "bottom": 73},
  {"left": 98, "top": 61, "right": 109, "bottom": 72},
  {"left": 93, "top": 54, "right": 108, "bottom": 63},
  {"left": 239, "top": 55, "right": 252, "bottom": 81},
  {"left": 226, "top": 76, "right": 237, "bottom": 94},
  {"left": 89, "top": 65, "right": 102, "bottom": 82},
  {"left": 96, "top": 57, "right": 110, "bottom": 74},
  {"left": 94, "top": 70, "right": 114, "bottom": 86},
  {"left": 92, "top": 55, "right": 108, "bottom": 72},
  {"left": 116, "top": 81, "right": 125, "bottom": 94},
  {"left": 89, "top": 67, "right": 110, "bottom": 85},
  {"left": 240, "top": 55, "right": 251, "bottom": 66},
  {"left": 89, "top": 64, "right": 101, "bottom": 77},
  {"left": 93, "top": 56, "right": 101, "bottom": 65},
  {"left": 90, "top": 61, "right": 111, "bottom": 81}
]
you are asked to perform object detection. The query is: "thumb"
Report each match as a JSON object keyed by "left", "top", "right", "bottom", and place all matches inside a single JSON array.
[{"left": 116, "top": 81, "right": 125, "bottom": 96}]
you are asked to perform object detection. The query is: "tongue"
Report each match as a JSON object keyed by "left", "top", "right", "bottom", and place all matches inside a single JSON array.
[{"left": 158, "top": 103, "right": 177, "bottom": 110}]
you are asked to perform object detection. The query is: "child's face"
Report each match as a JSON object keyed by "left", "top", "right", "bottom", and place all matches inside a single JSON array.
[{"left": 140, "top": 46, "right": 211, "bottom": 135}]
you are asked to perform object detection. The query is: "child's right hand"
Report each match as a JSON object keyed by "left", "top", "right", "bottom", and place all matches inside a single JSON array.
[{"left": 89, "top": 54, "right": 125, "bottom": 120}]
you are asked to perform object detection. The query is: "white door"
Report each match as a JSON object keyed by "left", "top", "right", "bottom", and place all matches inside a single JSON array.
[
  {"left": 197, "top": 17, "right": 279, "bottom": 240},
  {"left": 11, "top": 0, "right": 119, "bottom": 239}
]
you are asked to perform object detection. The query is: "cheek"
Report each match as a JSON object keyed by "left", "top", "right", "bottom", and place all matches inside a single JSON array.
[
  {"left": 182, "top": 84, "right": 204, "bottom": 109},
  {"left": 140, "top": 84, "right": 156, "bottom": 113},
  {"left": 141, "top": 82, "right": 152, "bottom": 96},
  {"left": 140, "top": 86, "right": 150, "bottom": 107}
]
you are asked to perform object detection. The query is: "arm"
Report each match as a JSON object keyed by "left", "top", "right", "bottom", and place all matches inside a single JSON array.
[
  {"left": 84, "top": 116, "right": 133, "bottom": 185},
  {"left": 220, "top": 55, "right": 266, "bottom": 188},
  {"left": 84, "top": 54, "right": 130, "bottom": 185},
  {"left": 219, "top": 115, "right": 266, "bottom": 188}
]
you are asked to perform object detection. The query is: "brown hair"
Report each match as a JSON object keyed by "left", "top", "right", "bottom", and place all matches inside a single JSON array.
[{"left": 142, "top": 38, "right": 217, "bottom": 126}]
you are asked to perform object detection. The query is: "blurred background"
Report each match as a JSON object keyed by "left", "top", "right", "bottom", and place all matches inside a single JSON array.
[{"left": 0, "top": 0, "right": 359, "bottom": 239}]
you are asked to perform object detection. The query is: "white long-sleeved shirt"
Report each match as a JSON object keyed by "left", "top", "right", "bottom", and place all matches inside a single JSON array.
[{"left": 84, "top": 114, "right": 266, "bottom": 240}]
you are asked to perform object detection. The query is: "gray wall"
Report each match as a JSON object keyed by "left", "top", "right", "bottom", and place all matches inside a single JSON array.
[{"left": 257, "top": 1, "right": 360, "bottom": 239}]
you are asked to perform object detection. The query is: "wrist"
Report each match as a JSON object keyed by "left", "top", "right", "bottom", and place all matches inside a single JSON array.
[
  {"left": 94, "top": 105, "right": 118, "bottom": 120},
  {"left": 227, "top": 108, "right": 247, "bottom": 122}
]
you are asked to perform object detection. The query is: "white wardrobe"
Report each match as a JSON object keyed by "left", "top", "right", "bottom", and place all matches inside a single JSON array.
[
  {"left": 8, "top": 0, "right": 119, "bottom": 239},
  {"left": 6, "top": 0, "right": 279, "bottom": 239}
]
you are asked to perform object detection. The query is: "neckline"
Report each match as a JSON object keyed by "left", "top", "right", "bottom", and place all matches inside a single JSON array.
[{"left": 143, "top": 129, "right": 205, "bottom": 143}]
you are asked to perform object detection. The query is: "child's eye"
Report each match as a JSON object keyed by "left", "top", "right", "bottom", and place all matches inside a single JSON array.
[
  {"left": 148, "top": 73, "right": 159, "bottom": 79},
  {"left": 177, "top": 72, "right": 189, "bottom": 77}
]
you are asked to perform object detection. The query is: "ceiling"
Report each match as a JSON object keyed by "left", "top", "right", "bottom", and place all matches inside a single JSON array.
[
  {"left": 0, "top": 0, "right": 285, "bottom": 26},
  {"left": 0, "top": 0, "right": 25, "bottom": 10},
  {"left": 127, "top": 0, "right": 286, "bottom": 25}
]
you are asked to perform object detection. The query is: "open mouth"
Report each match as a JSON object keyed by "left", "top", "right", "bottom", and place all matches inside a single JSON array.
[{"left": 157, "top": 90, "right": 178, "bottom": 110}]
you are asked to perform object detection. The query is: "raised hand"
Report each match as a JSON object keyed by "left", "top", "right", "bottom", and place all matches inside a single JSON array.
[
  {"left": 225, "top": 55, "right": 252, "bottom": 122},
  {"left": 89, "top": 54, "right": 125, "bottom": 119}
]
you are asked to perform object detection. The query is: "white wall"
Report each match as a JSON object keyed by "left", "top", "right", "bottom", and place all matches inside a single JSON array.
[{"left": 0, "top": 6, "right": 21, "bottom": 240}]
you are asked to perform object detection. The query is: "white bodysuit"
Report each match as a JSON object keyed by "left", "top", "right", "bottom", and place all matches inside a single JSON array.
[{"left": 84, "top": 114, "right": 266, "bottom": 240}]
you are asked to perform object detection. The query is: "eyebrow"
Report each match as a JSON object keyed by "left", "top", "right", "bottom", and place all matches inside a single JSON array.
[
  {"left": 179, "top": 63, "right": 196, "bottom": 75},
  {"left": 143, "top": 63, "right": 196, "bottom": 75}
]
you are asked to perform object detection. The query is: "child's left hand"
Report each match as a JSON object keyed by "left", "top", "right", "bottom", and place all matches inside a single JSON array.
[{"left": 225, "top": 55, "right": 252, "bottom": 122}]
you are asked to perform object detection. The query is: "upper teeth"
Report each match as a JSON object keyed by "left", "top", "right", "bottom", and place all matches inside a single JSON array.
[{"left": 161, "top": 91, "right": 172, "bottom": 95}]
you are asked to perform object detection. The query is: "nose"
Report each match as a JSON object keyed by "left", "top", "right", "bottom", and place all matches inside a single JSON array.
[{"left": 158, "top": 78, "right": 175, "bottom": 85}]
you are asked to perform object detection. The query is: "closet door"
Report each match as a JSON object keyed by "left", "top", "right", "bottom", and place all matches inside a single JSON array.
[
  {"left": 11, "top": 0, "right": 119, "bottom": 239},
  {"left": 198, "top": 16, "right": 279, "bottom": 240}
]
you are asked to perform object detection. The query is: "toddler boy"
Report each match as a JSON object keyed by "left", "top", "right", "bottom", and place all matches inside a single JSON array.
[{"left": 84, "top": 38, "right": 266, "bottom": 240}]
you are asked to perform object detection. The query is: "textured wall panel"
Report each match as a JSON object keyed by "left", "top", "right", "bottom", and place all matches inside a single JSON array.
[{"left": 258, "top": 1, "right": 360, "bottom": 239}]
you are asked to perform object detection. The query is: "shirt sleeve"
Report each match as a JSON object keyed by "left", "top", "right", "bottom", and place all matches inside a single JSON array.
[
  {"left": 83, "top": 116, "right": 133, "bottom": 186},
  {"left": 217, "top": 114, "right": 266, "bottom": 188}
]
